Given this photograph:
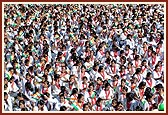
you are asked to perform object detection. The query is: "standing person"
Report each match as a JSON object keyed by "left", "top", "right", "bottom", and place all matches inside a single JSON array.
[
  {"left": 92, "top": 98, "right": 105, "bottom": 111},
  {"left": 152, "top": 64, "right": 163, "bottom": 82},
  {"left": 99, "top": 83, "right": 114, "bottom": 106},
  {"left": 55, "top": 94, "right": 72, "bottom": 111},
  {"left": 106, "top": 59, "right": 120, "bottom": 77},
  {"left": 4, "top": 92, "right": 13, "bottom": 111},
  {"left": 143, "top": 72, "right": 156, "bottom": 93},
  {"left": 149, "top": 51, "right": 159, "bottom": 69},
  {"left": 84, "top": 83, "right": 97, "bottom": 106},
  {"left": 64, "top": 75, "right": 78, "bottom": 95},
  {"left": 125, "top": 92, "right": 138, "bottom": 111},
  {"left": 154, "top": 84, "right": 164, "bottom": 105},
  {"left": 83, "top": 103, "right": 90, "bottom": 111},
  {"left": 79, "top": 77, "right": 89, "bottom": 93},
  {"left": 133, "top": 68, "right": 143, "bottom": 84},
  {"left": 96, "top": 66, "right": 110, "bottom": 80},
  {"left": 8, "top": 76, "right": 19, "bottom": 97},
  {"left": 71, "top": 94, "right": 85, "bottom": 111},
  {"left": 33, "top": 100, "right": 48, "bottom": 111}
]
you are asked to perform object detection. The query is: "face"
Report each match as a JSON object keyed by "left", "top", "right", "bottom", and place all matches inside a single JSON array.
[
  {"left": 83, "top": 105, "right": 89, "bottom": 111},
  {"left": 79, "top": 96, "right": 84, "bottom": 103},
  {"left": 121, "top": 81, "right": 126, "bottom": 87},
  {"left": 4, "top": 79, "right": 8, "bottom": 84},
  {"left": 19, "top": 103, "right": 25, "bottom": 109},
  {"left": 44, "top": 70, "right": 48, "bottom": 75},
  {"left": 60, "top": 96, "right": 65, "bottom": 103},
  {"left": 112, "top": 100, "right": 117, "bottom": 107},
  {"left": 44, "top": 82, "right": 48, "bottom": 88},
  {"left": 156, "top": 66, "right": 160, "bottom": 72},
  {"left": 89, "top": 86, "right": 94, "bottom": 91},
  {"left": 70, "top": 76, "right": 75, "bottom": 82},
  {"left": 4, "top": 94, "right": 8, "bottom": 100},
  {"left": 81, "top": 67, "right": 85, "bottom": 72}
]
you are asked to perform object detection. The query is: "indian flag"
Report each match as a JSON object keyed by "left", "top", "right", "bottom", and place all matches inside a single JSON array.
[
  {"left": 66, "top": 97, "right": 77, "bottom": 101},
  {"left": 133, "top": 34, "right": 138, "bottom": 39},
  {"left": 6, "top": 72, "right": 11, "bottom": 81},
  {"left": 89, "top": 37, "right": 95, "bottom": 45},
  {"left": 10, "top": 55, "right": 14, "bottom": 61},
  {"left": 71, "top": 103, "right": 80, "bottom": 111},
  {"left": 105, "top": 99, "right": 112, "bottom": 106},
  {"left": 91, "top": 92, "right": 96, "bottom": 99},
  {"left": 141, "top": 99, "right": 146, "bottom": 106},
  {"left": 36, "top": 63, "right": 41, "bottom": 68},
  {"left": 12, "top": 23, "right": 17, "bottom": 27},
  {"left": 32, "top": 93, "right": 42, "bottom": 100},
  {"left": 151, "top": 87, "right": 155, "bottom": 94}
]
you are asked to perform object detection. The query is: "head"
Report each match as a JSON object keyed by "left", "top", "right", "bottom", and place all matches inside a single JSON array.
[
  {"left": 96, "top": 98, "right": 103, "bottom": 106},
  {"left": 59, "top": 94, "right": 65, "bottom": 103},
  {"left": 105, "top": 83, "right": 111, "bottom": 91},
  {"left": 19, "top": 100, "right": 25, "bottom": 109},
  {"left": 121, "top": 79, "right": 126, "bottom": 87},
  {"left": 88, "top": 83, "right": 94, "bottom": 91},
  {"left": 83, "top": 103, "right": 89, "bottom": 111},
  {"left": 138, "top": 81, "right": 146, "bottom": 89},
  {"left": 146, "top": 72, "right": 152, "bottom": 80},
  {"left": 77, "top": 94, "right": 84, "bottom": 103},
  {"left": 60, "top": 106, "right": 67, "bottom": 111},
  {"left": 112, "top": 98, "right": 118, "bottom": 108}
]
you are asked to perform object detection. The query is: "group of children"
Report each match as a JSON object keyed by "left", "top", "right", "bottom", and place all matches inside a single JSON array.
[{"left": 4, "top": 4, "right": 165, "bottom": 111}]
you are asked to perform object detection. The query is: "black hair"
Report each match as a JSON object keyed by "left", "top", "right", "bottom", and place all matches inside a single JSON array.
[
  {"left": 54, "top": 74, "right": 60, "bottom": 80},
  {"left": 4, "top": 92, "right": 8, "bottom": 96},
  {"left": 83, "top": 103, "right": 89, "bottom": 110},
  {"left": 138, "top": 81, "right": 146, "bottom": 88},
  {"left": 144, "top": 87, "right": 152, "bottom": 96},
  {"left": 38, "top": 100, "right": 45, "bottom": 105},
  {"left": 146, "top": 72, "right": 152, "bottom": 78},
  {"left": 126, "top": 92, "right": 134, "bottom": 101},
  {"left": 96, "top": 98, "right": 103, "bottom": 105},
  {"left": 121, "top": 78, "right": 126, "bottom": 83},
  {"left": 135, "top": 105, "right": 143, "bottom": 111},
  {"left": 70, "top": 88, "right": 78, "bottom": 96},
  {"left": 60, "top": 106, "right": 67, "bottom": 111},
  {"left": 61, "top": 86, "right": 66, "bottom": 92},
  {"left": 105, "top": 82, "right": 110, "bottom": 88},
  {"left": 77, "top": 94, "right": 84, "bottom": 100},
  {"left": 113, "top": 74, "right": 119, "bottom": 79},
  {"left": 122, "top": 86, "right": 128, "bottom": 92},
  {"left": 19, "top": 100, "right": 25, "bottom": 105},
  {"left": 21, "top": 108, "right": 28, "bottom": 111},
  {"left": 145, "top": 93, "right": 153, "bottom": 100},
  {"left": 25, "top": 82, "right": 33, "bottom": 91},
  {"left": 98, "top": 66, "right": 104, "bottom": 72},
  {"left": 82, "top": 76, "right": 88, "bottom": 81},
  {"left": 10, "top": 76, "right": 15, "bottom": 81}
]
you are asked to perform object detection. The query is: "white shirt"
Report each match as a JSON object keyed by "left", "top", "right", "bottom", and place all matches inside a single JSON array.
[{"left": 99, "top": 88, "right": 114, "bottom": 100}]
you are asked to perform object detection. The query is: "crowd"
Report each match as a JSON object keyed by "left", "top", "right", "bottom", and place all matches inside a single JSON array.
[{"left": 3, "top": 4, "right": 165, "bottom": 111}]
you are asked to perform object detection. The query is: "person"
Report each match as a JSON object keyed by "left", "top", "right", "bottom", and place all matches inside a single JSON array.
[
  {"left": 4, "top": 92, "right": 14, "bottom": 111},
  {"left": 85, "top": 83, "right": 97, "bottom": 106},
  {"left": 143, "top": 72, "right": 156, "bottom": 93},
  {"left": 55, "top": 94, "right": 72, "bottom": 111},
  {"left": 125, "top": 92, "right": 138, "bottom": 111},
  {"left": 83, "top": 103, "right": 90, "bottom": 111},
  {"left": 3, "top": 4, "right": 165, "bottom": 111},
  {"left": 71, "top": 94, "right": 85, "bottom": 111},
  {"left": 33, "top": 100, "right": 48, "bottom": 111},
  {"left": 152, "top": 64, "right": 163, "bottom": 82},
  {"left": 99, "top": 83, "right": 114, "bottom": 106},
  {"left": 92, "top": 98, "right": 105, "bottom": 111}
]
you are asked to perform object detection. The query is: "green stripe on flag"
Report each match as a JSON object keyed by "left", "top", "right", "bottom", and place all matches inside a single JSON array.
[{"left": 71, "top": 103, "right": 79, "bottom": 111}]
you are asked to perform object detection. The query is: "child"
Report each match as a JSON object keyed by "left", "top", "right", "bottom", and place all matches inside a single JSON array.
[{"left": 92, "top": 98, "right": 105, "bottom": 111}]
